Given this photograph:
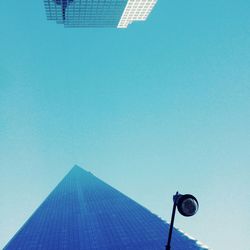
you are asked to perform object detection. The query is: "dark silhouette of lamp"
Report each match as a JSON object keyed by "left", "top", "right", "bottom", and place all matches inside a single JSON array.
[
  {"left": 54, "top": 0, "right": 74, "bottom": 20},
  {"left": 166, "top": 192, "right": 199, "bottom": 250}
]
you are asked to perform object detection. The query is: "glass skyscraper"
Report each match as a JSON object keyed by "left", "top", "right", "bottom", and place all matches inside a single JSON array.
[
  {"left": 4, "top": 166, "right": 208, "bottom": 250},
  {"left": 44, "top": 0, "right": 157, "bottom": 28}
]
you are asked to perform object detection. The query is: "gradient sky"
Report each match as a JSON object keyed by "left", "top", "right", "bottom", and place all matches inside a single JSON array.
[{"left": 0, "top": 1, "right": 250, "bottom": 249}]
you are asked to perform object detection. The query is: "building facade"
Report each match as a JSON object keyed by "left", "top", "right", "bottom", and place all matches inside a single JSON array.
[
  {"left": 4, "top": 166, "right": 207, "bottom": 250},
  {"left": 44, "top": 0, "right": 157, "bottom": 28}
]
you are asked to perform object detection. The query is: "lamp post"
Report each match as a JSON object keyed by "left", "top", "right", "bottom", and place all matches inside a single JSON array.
[
  {"left": 166, "top": 192, "right": 199, "bottom": 250},
  {"left": 54, "top": 0, "right": 74, "bottom": 20}
]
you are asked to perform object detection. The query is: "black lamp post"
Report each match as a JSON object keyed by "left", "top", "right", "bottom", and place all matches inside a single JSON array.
[
  {"left": 166, "top": 191, "right": 199, "bottom": 250},
  {"left": 54, "top": 0, "right": 74, "bottom": 20}
]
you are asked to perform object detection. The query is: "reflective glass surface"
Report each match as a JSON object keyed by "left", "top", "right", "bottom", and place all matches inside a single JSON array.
[
  {"left": 4, "top": 166, "right": 206, "bottom": 250},
  {"left": 44, "top": 0, "right": 128, "bottom": 27}
]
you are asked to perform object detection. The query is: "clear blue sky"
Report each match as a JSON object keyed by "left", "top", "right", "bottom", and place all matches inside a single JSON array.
[{"left": 0, "top": 1, "right": 249, "bottom": 249}]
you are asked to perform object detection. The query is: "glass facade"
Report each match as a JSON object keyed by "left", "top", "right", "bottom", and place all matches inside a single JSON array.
[
  {"left": 44, "top": 0, "right": 128, "bottom": 28},
  {"left": 4, "top": 166, "right": 207, "bottom": 250},
  {"left": 118, "top": 0, "right": 157, "bottom": 28}
]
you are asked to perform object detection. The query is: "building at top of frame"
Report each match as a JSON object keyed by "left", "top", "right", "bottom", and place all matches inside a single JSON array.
[{"left": 44, "top": 0, "right": 158, "bottom": 28}]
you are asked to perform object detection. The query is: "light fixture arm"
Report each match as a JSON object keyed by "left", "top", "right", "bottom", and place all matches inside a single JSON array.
[{"left": 165, "top": 191, "right": 179, "bottom": 250}]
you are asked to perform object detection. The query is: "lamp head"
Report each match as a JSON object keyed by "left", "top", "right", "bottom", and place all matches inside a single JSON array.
[{"left": 176, "top": 194, "right": 199, "bottom": 217}]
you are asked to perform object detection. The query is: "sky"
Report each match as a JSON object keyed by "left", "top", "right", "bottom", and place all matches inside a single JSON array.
[{"left": 0, "top": 0, "right": 250, "bottom": 249}]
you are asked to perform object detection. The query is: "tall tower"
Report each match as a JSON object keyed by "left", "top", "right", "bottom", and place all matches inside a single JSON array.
[
  {"left": 4, "top": 166, "right": 207, "bottom": 249},
  {"left": 44, "top": 0, "right": 157, "bottom": 28}
]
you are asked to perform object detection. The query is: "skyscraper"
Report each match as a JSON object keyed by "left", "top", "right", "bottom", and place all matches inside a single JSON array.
[
  {"left": 44, "top": 0, "right": 157, "bottom": 28},
  {"left": 4, "top": 166, "right": 207, "bottom": 250}
]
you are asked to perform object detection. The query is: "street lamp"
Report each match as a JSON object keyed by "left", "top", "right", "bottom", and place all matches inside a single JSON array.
[
  {"left": 54, "top": 0, "right": 74, "bottom": 20},
  {"left": 166, "top": 192, "right": 199, "bottom": 250}
]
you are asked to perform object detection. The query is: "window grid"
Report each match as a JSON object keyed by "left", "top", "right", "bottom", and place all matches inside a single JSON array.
[{"left": 4, "top": 166, "right": 207, "bottom": 250}]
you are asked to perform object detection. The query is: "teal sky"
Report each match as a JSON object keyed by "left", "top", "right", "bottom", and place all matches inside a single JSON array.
[{"left": 0, "top": 0, "right": 250, "bottom": 249}]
